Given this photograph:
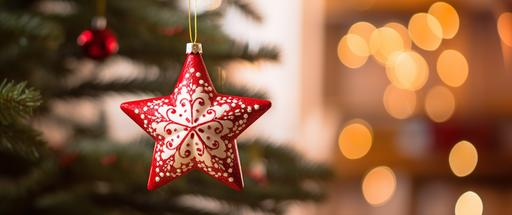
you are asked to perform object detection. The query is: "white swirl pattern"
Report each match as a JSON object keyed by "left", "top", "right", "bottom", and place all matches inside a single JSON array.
[{"left": 153, "top": 86, "right": 232, "bottom": 168}]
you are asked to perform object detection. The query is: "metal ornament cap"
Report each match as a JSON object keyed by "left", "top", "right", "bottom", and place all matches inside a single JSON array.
[
  {"left": 186, "top": 43, "right": 202, "bottom": 54},
  {"left": 91, "top": 16, "right": 107, "bottom": 30}
]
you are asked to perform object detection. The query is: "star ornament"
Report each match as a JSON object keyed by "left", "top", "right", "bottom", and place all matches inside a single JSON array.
[{"left": 120, "top": 43, "right": 271, "bottom": 191}]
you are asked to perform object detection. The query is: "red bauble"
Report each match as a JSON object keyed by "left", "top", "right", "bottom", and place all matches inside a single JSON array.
[
  {"left": 120, "top": 44, "right": 271, "bottom": 191},
  {"left": 77, "top": 28, "right": 118, "bottom": 60},
  {"left": 248, "top": 159, "right": 268, "bottom": 186}
]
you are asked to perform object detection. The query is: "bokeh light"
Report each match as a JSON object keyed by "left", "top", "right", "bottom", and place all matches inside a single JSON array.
[
  {"left": 349, "top": 21, "right": 377, "bottom": 44},
  {"left": 362, "top": 166, "right": 397, "bottom": 206},
  {"left": 425, "top": 86, "right": 456, "bottom": 122},
  {"left": 428, "top": 2, "right": 460, "bottom": 39},
  {"left": 408, "top": 13, "right": 443, "bottom": 50},
  {"left": 385, "top": 22, "right": 412, "bottom": 50},
  {"left": 338, "top": 119, "right": 373, "bottom": 159},
  {"left": 369, "top": 27, "right": 405, "bottom": 63},
  {"left": 208, "top": 0, "right": 223, "bottom": 10},
  {"left": 449, "top": 140, "right": 478, "bottom": 177},
  {"left": 386, "top": 51, "right": 429, "bottom": 91},
  {"left": 383, "top": 84, "right": 416, "bottom": 119},
  {"left": 497, "top": 12, "right": 512, "bottom": 47},
  {"left": 437, "top": 50, "right": 469, "bottom": 87},
  {"left": 455, "top": 191, "right": 483, "bottom": 215},
  {"left": 338, "top": 34, "right": 370, "bottom": 68}
]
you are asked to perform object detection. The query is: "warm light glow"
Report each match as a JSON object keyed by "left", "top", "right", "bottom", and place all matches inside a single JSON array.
[
  {"left": 369, "top": 27, "right": 405, "bottom": 63},
  {"left": 208, "top": 0, "right": 223, "bottom": 10},
  {"left": 362, "top": 166, "right": 397, "bottom": 206},
  {"left": 437, "top": 50, "right": 469, "bottom": 87},
  {"left": 497, "top": 12, "right": 512, "bottom": 47},
  {"left": 338, "top": 34, "right": 370, "bottom": 68},
  {"left": 425, "top": 86, "right": 455, "bottom": 122},
  {"left": 449, "top": 140, "right": 478, "bottom": 177},
  {"left": 386, "top": 51, "right": 429, "bottom": 91},
  {"left": 349, "top": 22, "right": 377, "bottom": 44},
  {"left": 350, "top": 0, "right": 375, "bottom": 11},
  {"left": 408, "top": 13, "right": 443, "bottom": 50},
  {"left": 385, "top": 22, "right": 412, "bottom": 50},
  {"left": 455, "top": 191, "right": 483, "bottom": 215},
  {"left": 383, "top": 84, "right": 416, "bottom": 119},
  {"left": 338, "top": 120, "right": 373, "bottom": 159},
  {"left": 428, "top": 2, "right": 460, "bottom": 39}
]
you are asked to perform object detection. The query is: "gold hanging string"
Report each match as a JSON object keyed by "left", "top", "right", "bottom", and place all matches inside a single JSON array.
[
  {"left": 96, "top": 0, "right": 106, "bottom": 17},
  {"left": 217, "top": 67, "right": 225, "bottom": 91},
  {"left": 188, "top": 0, "right": 198, "bottom": 43}
]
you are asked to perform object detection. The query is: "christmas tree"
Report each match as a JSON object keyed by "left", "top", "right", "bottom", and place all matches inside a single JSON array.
[{"left": 0, "top": 0, "right": 331, "bottom": 214}]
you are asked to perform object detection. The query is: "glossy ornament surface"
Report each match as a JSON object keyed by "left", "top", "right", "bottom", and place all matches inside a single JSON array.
[
  {"left": 120, "top": 44, "right": 271, "bottom": 190},
  {"left": 77, "top": 27, "right": 118, "bottom": 60}
]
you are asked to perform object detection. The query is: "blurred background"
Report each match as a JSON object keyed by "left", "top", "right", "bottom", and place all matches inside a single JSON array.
[
  {"left": 299, "top": 0, "right": 512, "bottom": 214},
  {"left": 1, "top": 0, "right": 512, "bottom": 214}
]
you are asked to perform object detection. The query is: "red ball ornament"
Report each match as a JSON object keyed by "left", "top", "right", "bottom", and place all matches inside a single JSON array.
[
  {"left": 248, "top": 159, "right": 268, "bottom": 186},
  {"left": 77, "top": 18, "right": 118, "bottom": 60},
  {"left": 120, "top": 43, "right": 271, "bottom": 191}
]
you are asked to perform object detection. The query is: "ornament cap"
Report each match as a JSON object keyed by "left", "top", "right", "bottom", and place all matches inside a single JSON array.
[
  {"left": 92, "top": 16, "right": 107, "bottom": 30},
  {"left": 186, "top": 43, "right": 202, "bottom": 54}
]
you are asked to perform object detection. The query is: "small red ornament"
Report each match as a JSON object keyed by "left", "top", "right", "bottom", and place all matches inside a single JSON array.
[
  {"left": 248, "top": 159, "right": 268, "bottom": 186},
  {"left": 120, "top": 43, "right": 271, "bottom": 191},
  {"left": 101, "top": 154, "right": 118, "bottom": 166},
  {"left": 77, "top": 17, "right": 118, "bottom": 60}
]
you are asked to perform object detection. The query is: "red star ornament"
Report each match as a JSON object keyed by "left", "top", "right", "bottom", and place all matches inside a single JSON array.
[{"left": 120, "top": 43, "right": 271, "bottom": 191}]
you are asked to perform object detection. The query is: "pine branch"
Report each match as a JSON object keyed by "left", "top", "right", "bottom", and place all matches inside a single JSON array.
[
  {"left": 0, "top": 79, "right": 42, "bottom": 125},
  {"left": 109, "top": 0, "right": 186, "bottom": 28},
  {"left": 227, "top": 44, "right": 279, "bottom": 62},
  {"left": 0, "top": 80, "right": 43, "bottom": 160},
  {"left": 51, "top": 74, "right": 178, "bottom": 99},
  {"left": 227, "top": 0, "right": 263, "bottom": 22},
  {"left": 0, "top": 123, "right": 43, "bottom": 160},
  {"left": 54, "top": 138, "right": 331, "bottom": 214},
  {"left": 205, "top": 41, "right": 279, "bottom": 62},
  {"left": 0, "top": 10, "right": 64, "bottom": 43}
]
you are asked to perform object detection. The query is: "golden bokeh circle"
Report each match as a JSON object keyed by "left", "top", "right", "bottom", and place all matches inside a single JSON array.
[
  {"left": 455, "top": 191, "right": 483, "bottom": 215},
  {"left": 337, "top": 34, "right": 370, "bottom": 68},
  {"left": 437, "top": 49, "right": 469, "bottom": 87},
  {"left": 425, "top": 85, "right": 456, "bottom": 123},
  {"left": 349, "top": 22, "right": 377, "bottom": 44},
  {"left": 428, "top": 2, "right": 460, "bottom": 39},
  {"left": 385, "top": 22, "right": 412, "bottom": 50},
  {"left": 383, "top": 84, "right": 417, "bottom": 119},
  {"left": 362, "top": 166, "right": 397, "bottom": 206},
  {"left": 386, "top": 51, "right": 429, "bottom": 91},
  {"left": 369, "top": 27, "right": 405, "bottom": 64},
  {"left": 408, "top": 13, "right": 443, "bottom": 51},
  {"left": 449, "top": 140, "right": 478, "bottom": 177},
  {"left": 338, "top": 119, "right": 373, "bottom": 159},
  {"left": 497, "top": 12, "right": 512, "bottom": 47}
]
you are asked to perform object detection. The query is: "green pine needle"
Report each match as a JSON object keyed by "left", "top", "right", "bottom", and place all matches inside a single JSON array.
[
  {"left": 0, "top": 11, "right": 64, "bottom": 43},
  {"left": 0, "top": 79, "right": 42, "bottom": 125},
  {"left": 0, "top": 123, "right": 43, "bottom": 160}
]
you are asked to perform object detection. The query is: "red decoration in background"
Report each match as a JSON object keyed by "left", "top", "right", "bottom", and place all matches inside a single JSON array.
[
  {"left": 248, "top": 159, "right": 268, "bottom": 186},
  {"left": 101, "top": 154, "right": 118, "bottom": 166},
  {"left": 77, "top": 28, "right": 118, "bottom": 60},
  {"left": 432, "top": 120, "right": 495, "bottom": 151},
  {"left": 120, "top": 50, "right": 271, "bottom": 191}
]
